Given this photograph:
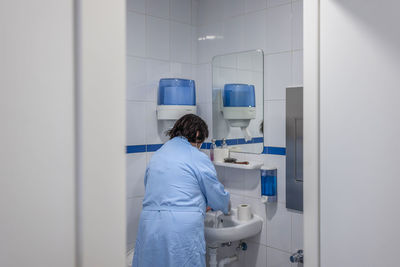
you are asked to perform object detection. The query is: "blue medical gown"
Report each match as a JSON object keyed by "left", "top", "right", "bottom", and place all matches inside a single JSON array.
[{"left": 132, "top": 137, "right": 230, "bottom": 267}]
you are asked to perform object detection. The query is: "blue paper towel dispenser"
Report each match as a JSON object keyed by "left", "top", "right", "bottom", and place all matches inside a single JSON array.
[
  {"left": 158, "top": 78, "right": 196, "bottom": 106},
  {"left": 223, "top": 84, "right": 255, "bottom": 107},
  {"left": 157, "top": 78, "right": 197, "bottom": 120},
  {"left": 222, "top": 84, "right": 256, "bottom": 141}
]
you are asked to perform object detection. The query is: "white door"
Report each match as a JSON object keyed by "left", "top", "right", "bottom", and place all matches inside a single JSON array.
[
  {"left": 0, "top": 1, "right": 76, "bottom": 266},
  {"left": 319, "top": 1, "right": 400, "bottom": 266},
  {"left": 0, "top": 1, "right": 127, "bottom": 266}
]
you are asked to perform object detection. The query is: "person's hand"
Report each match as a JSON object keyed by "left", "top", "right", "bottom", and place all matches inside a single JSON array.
[
  {"left": 206, "top": 206, "right": 212, "bottom": 212},
  {"left": 224, "top": 200, "right": 231, "bottom": 215}
]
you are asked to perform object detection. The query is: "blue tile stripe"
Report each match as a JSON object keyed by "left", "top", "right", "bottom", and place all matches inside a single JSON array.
[
  {"left": 126, "top": 144, "right": 163, "bottom": 153},
  {"left": 126, "top": 145, "right": 146, "bottom": 153},
  {"left": 200, "top": 142, "right": 211, "bottom": 149},
  {"left": 146, "top": 144, "right": 163, "bottom": 152},
  {"left": 126, "top": 138, "right": 286, "bottom": 155},
  {"left": 262, "top": 146, "right": 286, "bottom": 155},
  {"left": 207, "top": 137, "right": 264, "bottom": 148}
]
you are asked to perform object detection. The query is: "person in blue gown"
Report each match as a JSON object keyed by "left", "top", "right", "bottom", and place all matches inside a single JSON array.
[{"left": 132, "top": 114, "right": 230, "bottom": 267}]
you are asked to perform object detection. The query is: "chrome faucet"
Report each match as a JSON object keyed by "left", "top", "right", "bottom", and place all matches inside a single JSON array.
[{"left": 290, "top": 249, "right": 304, "bottom": 264}]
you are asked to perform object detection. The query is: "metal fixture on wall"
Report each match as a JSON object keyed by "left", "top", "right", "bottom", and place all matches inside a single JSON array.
[{"left": 286, "top": 87, "right": 303, "bottom": 211}]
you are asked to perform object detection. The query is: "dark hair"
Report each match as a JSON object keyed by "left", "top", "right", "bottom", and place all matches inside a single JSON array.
[{"left": 167, "top": 114, "right": 209, "bottom": 143}]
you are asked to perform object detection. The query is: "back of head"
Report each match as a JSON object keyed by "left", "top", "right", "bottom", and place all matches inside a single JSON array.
[{"left": 167, "top": 114, "right": 209, "bottom": 143}]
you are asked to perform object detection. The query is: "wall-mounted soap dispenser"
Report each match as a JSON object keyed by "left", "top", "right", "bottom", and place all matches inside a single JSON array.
[
  {"left": 260, "top": 166, "right": 277, "bottom": 203},
  {"left": 157, "top": 78, "right": 197, "bottom": 120},
  {"left": 222, "top": 84, "right": 256, "bottom": 141}
]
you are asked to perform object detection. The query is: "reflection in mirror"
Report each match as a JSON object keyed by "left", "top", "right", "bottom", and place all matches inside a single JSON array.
[{"left": 212, "top": 49, "right": 264, "bottom": 154}]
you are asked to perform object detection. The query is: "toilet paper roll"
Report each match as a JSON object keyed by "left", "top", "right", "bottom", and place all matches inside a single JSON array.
[
  {"left": 214, "top": 148, "right": 229, "bottom": 162},
  {"left": 237, "top": 204, "right": 252, "bottom": 221}
]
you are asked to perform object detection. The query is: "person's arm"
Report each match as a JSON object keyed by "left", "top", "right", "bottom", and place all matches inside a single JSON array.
[
  {"left": 195, "top": 152, "right": 230, "bottom": 214},
  {"left": 143, "top": 167, "right": 149, "bottom": 188}
]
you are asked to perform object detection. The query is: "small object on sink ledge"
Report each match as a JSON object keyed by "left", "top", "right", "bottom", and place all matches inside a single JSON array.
[
  {"left": 224, "top": 157, "right": 236, "bottom": 163},
  {"left": 234, "top": 161, "right": 250, "bottom": 165},
  {"left": 213, "top": 160, "right": 262, "bottom": 170},
  {"left": 224, "top": 157, "right": 249, "bottom": 165}
]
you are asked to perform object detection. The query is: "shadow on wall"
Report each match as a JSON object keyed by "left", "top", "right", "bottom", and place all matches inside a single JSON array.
[
  {"left": 266, "top": 202, "right": 277, "bottom": 220},
  {"left": 157, "top": 120, "right": 174, "bottom": 143}
]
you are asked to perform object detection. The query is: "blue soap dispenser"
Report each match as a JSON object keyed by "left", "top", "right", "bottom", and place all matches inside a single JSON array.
[{"left": 260, "top": 166, "right": 277, "bottom": 203}]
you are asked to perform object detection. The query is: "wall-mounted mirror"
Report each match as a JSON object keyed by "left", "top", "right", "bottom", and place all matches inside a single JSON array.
[{"left": 212, "top": 49, "right": 264, "bottom": 154}]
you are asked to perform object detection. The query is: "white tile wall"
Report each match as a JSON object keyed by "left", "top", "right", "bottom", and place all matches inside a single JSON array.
[
  {"left": 245, "top": 242, "right": 268, "bottom": 267},
  {"left": 171, "top": 0, "right": 192, "bottom": 24},
  {"left": 245, "top": 0, "right": 267, "bottom": 13},
  {"left": 191, "top": 25, "right": 198, "bottom": 64},
  {"left": 223, "top": 16, "right": 245, "bottom": 53},
  {"left": 144, "top": 101, "right": 163, "bottom": 144},
  {"left": 197, "top": 102, "right": 213, "bottom": 140},
  {"left": 197, "top": 0, "right": 224, "bottom": 26},
  {"left": 126, "top": 101, "right": 146, "bottom": 145},
  {"left": 244, "top": 10, "right": 267, "bottom": 51},
  {"left": 266, "top": 202, "right": 292, "bottom": 251},
  {"left": 146, "top": 0, "right": 169, "bottom": 19},
  {"left": 170, "top": 62, "right": 194, "bottom": 79},
  {"left": 265, "top": 100, "right": 286, "bottom": 147},
  {"left": 291, "top": 211, "right": 304, "bottom": 252},
  {"left": 223, "top": 0, "right": 245, "bottom": 19},
  {"left": 197, "top": 22, "right": 224, "bottom": 64},
  {"left": 126, "top": 1, "right": 304, "bottom": 265},
  {"left": 146, "top": 59, "right": 170, "bottom": 92},
  {"left": 267, "top": 0, "right": 291, "bottom": 8},
  {"left": 265, "top": 52, "right": 292, "bottom": 100},
  {"left": 126, "top": 153, "right": 146, "bottom": 198},
  {"left": 127, "top": 12, "right": 146, "bottom": 57},
  {"left": 291, "top": 0, "right": 303, "bottom": 50},
  {"left": 265, "top": 4, "right": 292, "bottom": 54},
  {"left": 127, "top": 57, "right": 147, "bottom": 101},
  {"left": 170, "top": 21, "right": 192, "bottom": 63},
  {"left": 191, "top": 0, "right": 199, "bottom": 26},
  {"left": 127, "top": 0, "right": 146, "bottom": 13},
  {"left": 146, "top": 16, "right": 170, "bottom": 60},
  {"left": 243, "top": 169, "right": 262, "bottom": 198},
  {"left": 126, "top": 1, "right": 197, "bottom": 251},
  {"left": 291, "top": 50, "right": 303, "bottom": 86},
  {"left": 196, "top": 63, "right": 212, "bottom": 103},
  {"left": 267, "top": 247, "right": 292, "bottom": 267}
]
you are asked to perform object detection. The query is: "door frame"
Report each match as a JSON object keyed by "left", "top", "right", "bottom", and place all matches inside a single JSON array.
[
  {"left": 303, "top": 0, "right": 320, "bottom": 266},
  {"left": 74, "top": 0, "right": 127, "bottom": 266},
  {"left": 74, "top": 0, "right": 323, "bottom": 266}
]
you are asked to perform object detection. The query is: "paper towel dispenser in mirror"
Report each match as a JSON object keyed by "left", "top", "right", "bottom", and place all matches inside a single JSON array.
[
  {"left": 222, "top": 84, "right": 256, "bottom": 141},
  {"left": 286, "top": 87, "right": 303, "bottom": 212},
  {"left": 211, "top": 50, "right": 264, "bottom": 154}
]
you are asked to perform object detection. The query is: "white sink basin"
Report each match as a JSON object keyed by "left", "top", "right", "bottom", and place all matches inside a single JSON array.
[{"left": 204, "top": 208, "right": 263, "bottom": 245}]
